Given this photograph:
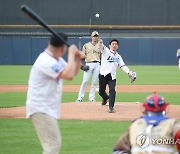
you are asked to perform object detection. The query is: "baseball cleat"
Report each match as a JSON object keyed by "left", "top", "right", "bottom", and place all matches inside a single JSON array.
[
  {"left": 89, "top": 99, "right": 96, "bottom": 102},
  {"left": 102, "top": 99, "right": 108, "bottom": 105},
  {"left": 108, "top": 107, "right": 115, "bottom": 113},
  {"left": 76, "top": 99, "right": 82, "bottom": 103}
]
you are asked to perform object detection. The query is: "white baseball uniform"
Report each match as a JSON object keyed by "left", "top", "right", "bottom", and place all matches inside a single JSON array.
[
  {"left": 77, "top": 42, "right": 101, "bottom": 102},
  {"left": 177, "top": 49, "right": 180, "bottom": 69},
  {"left": 26, "top": 49, "right": 67, "bottom": 154},
  {"left": 99, "top": 45, "right": 131, "bottom": 110},
  {"left": 100, "top": 45, "right": 130, "bottom": 79}
]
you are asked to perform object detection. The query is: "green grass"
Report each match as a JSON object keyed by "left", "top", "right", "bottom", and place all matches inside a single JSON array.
[
  {"left": 0, "top": 65, "right": 31, "bottom": 84},
  {"left": 0, "top": 92, "right": 179, "bottom": 107},
  {"left": 123, "top": 65, "right": 180, "bottom": 85},
  {"left": 63, "top": 92, "right": 180, "bottom": 105},
  {"left": 60, "top": 120, "right": 130, "bottom": 154},
  {"left": 0, "top": 119, "right": 131, "bottom": 154},
  {"left": 0, "top": 118, "right": 41, "bottom": 154},
  {"left": 0, "top": 65, "right": 180, "bottom": 85},
  {"left": 0, "top": 65, "right": 179, "bottom": 154},
  {"left": 0, "top": 92, "right": 26, "bottom": 107}
]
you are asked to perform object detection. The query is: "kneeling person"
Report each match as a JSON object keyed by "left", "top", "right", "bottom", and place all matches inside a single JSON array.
[{"left": 113, "top": 92, "right": 180, "bottom": 154}]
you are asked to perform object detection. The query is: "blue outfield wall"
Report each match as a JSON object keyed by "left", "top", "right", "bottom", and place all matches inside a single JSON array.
[{"left": 0, "top": 36, "right": 179, "bottom": 65}]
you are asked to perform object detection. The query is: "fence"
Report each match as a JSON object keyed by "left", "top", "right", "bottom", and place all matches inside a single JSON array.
[{"left": 0, "top": 36, "right": 179, "bottom": 65}]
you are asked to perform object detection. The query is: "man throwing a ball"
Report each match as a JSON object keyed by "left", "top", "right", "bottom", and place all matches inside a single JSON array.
[{"left": 99, "top": 39, "right": 136, "bottom": 113}]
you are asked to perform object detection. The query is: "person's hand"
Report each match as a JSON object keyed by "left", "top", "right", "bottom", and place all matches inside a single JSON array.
[
  {"left": 98, "top": 39, "right": 103, "bottom": 44},
  {"left": 76, "top": 51, "right": 85, "bottom": 60},
  {"left": 98, "top": 39, "right": 104, "bottom": 51},
  {"left": 128, "top": 71, "right": 137, "bottom": 83},
  {"left": 69, "top": 45, "right": 79, "bottom": 56},
  {"left": 69, "top": 45, "right": 85, "bottom": 60}
]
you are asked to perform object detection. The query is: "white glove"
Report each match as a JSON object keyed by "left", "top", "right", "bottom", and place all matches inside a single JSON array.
[{"left": 128, "top": 71, "right": 137, "bottom": 83}]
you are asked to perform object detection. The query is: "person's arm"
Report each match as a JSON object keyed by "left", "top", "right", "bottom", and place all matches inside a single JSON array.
[
  {"left": 118, "top": 55, "right": 130, "bottom": 74},
  {"left": 80, "top": 43, "right": 90, "bottom": 72},
  {"left": 113, "top": 128, "right": 131, "bottom": 154},
  {"left": 119, "top": 55, "right": 137, "bottom": 83},
  {"left": 60, "top": 45, "right": 85, "bottom": 80},
  {"left": 177, "top": 49, "right": 180, "bottom": 58},
  {"left": 98, "top": 39, "right": 109, "bottom": 54},
  {"left": 82, "top": 44, "right": 86, "bottom": 55},
  {"left": 74, "top": 51, "right": 85, "bottom": 75}
]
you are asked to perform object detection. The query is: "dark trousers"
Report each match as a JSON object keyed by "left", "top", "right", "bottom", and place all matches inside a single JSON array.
[{"left": 99, "top": 73, "right": 116, "bottom": 108}]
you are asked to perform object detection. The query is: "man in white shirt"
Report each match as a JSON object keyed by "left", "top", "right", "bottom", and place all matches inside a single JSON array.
[
  {"left": 99, "top": 39, "right": 136, "bottom": 113},
  {"left": 26, "top": 33, "right": 84, "bottom": 154}
]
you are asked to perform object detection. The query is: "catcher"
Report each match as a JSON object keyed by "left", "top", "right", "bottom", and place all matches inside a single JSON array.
[
  {"left": 113, "top": 92, "right": 180, "bottom": 154},
  {"left": 177, "top": 49, "right": 180, "bottom": 69}
]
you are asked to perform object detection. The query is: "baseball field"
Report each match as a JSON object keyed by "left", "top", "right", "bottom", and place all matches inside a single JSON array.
[{"left": 0, "top": 65, "right": 180, "bottom": 154}]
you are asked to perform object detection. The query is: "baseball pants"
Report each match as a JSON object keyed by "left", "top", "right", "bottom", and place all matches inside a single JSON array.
[
  {"left": 77, "top": 62, "right": 100, "bottom": 101},
  {"left": 99, "top": 73, "right": 116, "bottom": 108},
  {"left": 31, "top": 113, "right": 61, "bottom": 154}
]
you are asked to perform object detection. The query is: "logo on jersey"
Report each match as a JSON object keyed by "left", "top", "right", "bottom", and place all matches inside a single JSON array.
[
  {"left": 107, "top": 56, "right": 120, "bottom": 63},
  {"left": 136, "top": 134, "right": 150, "bottom": 149},
  {"left": 136, "top": 133, "right": 180, "bottom": 149},
  {"left": 51, "top": 64, "right": 62, "bottom": 73}
]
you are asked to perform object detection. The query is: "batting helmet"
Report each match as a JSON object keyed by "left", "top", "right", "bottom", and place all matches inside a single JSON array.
[{"left": 143, "top": 92, "right": 169, "bottom": 112}]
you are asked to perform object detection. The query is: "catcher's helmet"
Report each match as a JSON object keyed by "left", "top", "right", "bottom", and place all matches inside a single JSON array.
[{"left": 143, "top": 92, "right": 169, "bottom": 112}]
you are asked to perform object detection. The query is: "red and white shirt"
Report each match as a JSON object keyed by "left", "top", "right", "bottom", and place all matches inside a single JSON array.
[{"left": 26, "top": 49, "right": 67, "bottom": 119}]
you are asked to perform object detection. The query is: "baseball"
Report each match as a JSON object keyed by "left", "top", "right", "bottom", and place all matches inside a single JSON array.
[
  {"left": 135, "top": 102, "right": 140, "bottom": 104},
  {"left": 95, "top": 13, "right": 100, "bottom": 18}
]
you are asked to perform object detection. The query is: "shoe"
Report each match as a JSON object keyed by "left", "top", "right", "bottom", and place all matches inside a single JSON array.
[
  {"left": 102, "top": 99, "right": 108, "bottom": 105},
  {"left": 76, "top": 99, "right": 82, "bottom": 103},
  {"left": 89, "top": 99, "right": 96, "bottom": 102},
  {"left": 108, "top": 106, "right": 115, "bottom": 113}
]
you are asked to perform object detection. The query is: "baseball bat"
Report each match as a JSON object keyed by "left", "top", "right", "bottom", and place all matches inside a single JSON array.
[{"left": 21, "top": 4, "right": 70, "bottom": 47}]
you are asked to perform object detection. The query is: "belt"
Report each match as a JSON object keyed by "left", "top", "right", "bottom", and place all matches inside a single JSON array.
[{"left": 87, "top": 61, "right": 100, "bottom": 63}]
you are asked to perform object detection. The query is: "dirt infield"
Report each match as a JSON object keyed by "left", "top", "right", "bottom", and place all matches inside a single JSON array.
[
  {"left": 0, "top": 102, "right": 180, "bottom": 120},
  {"left": 0, "top": 84, "right": 180, "bottom": 120},
  {"left": 1, "top": 84, "right": 180, "bottom": 92}
]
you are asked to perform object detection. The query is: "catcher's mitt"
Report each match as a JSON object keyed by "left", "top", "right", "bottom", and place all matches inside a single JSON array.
[
  {"left": 80, "top": 65, "right": 89, "bottom": 72},
  {"left": 128, "top": 71, "right": 137, "bottom": 83}
]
